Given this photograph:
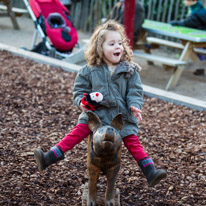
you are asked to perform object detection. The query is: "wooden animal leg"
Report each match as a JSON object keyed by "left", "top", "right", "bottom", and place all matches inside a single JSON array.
[
  {"left": 87, "top": 165, "right": 100, "bottom": 206},
  {"left": 105, "top": 165, "right": 120, "bottom": 206}
]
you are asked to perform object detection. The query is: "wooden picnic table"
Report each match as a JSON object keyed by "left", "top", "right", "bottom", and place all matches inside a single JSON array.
[
  {"left": 134, "top": 19, "right": 206, "bottom": 90},
  {"left": 0, "top": 0, "right": 19, "bottom": 30}
]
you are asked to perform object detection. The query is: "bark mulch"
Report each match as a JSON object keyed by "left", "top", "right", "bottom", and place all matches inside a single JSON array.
[{"left": 0, "top": 50, "right": 205, "bottom": 206}]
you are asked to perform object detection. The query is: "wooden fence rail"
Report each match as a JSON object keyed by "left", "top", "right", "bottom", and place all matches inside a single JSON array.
[
  {"left": 9, "top": 0, "right": 206, "bottom": 32},
  {"left": 70, "top": 0, "right": 206, "bottom": 32}
]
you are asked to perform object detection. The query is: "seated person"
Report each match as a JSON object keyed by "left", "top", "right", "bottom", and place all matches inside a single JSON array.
[
  {"left": 106, "top": 0, "right": 145, "bottom": 47},
  {"left": 170, "top": 0, "right": 206, "bottom": 75}
]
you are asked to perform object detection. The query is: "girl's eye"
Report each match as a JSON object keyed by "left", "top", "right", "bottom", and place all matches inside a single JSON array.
[
  {"left": 110, "top": 43, "right": 114, "bottom": 46},
  {"left": 119, "top": 43, "right": 122, "bottom": 45}
]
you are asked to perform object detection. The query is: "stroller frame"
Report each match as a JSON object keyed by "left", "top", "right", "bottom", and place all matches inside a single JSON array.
[{"left": 23, "top": 0, "right": 80, "bottom": 59}]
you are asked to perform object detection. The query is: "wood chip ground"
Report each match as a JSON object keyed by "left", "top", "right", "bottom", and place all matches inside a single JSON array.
[{"left": 0, "top": 51, "right": 205, "bottom": 206}]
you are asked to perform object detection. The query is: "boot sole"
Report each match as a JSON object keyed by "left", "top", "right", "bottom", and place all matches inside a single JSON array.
[
  {"left": 34, "top": 149, "right": 45, "bottom": 171},
  {"left": 149, "top": 170, "right": 167, "bottom": 187}
]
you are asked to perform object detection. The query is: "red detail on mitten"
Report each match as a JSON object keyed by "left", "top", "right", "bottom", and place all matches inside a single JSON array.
[{"left": 81, "top": 95, "right": 97, "bottom": 111}]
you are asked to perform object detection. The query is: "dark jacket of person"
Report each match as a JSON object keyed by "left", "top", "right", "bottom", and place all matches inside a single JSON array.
[
  {"left": 170, "top": 1, "right": 206, "bottom": 30},
  {"left": 107, "top": 0, "right": 145, "bottom": 44}
]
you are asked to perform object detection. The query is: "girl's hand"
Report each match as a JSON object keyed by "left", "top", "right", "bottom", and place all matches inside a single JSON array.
[
  {"left": 80, "top": 102, "right": 89, "bottom": 112},
  {"left": 131, "top": 106, "right": 142, "bottom": 122}
]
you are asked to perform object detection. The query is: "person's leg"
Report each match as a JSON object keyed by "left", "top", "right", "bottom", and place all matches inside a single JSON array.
[
  {"left": 193, "top": 53, "right": 205, "bottom": 76},
  {"left": 123, "top": 134, "right": 166, "bottom": 187},
  {"left": 56, "top": 123, "right": 91, "bottom": 152},
  {"left": 34, "top": 123, "right": 91, "bottom": 171}
]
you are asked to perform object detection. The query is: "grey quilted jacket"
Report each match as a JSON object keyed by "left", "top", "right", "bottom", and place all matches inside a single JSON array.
[{"left": 73, "top": 61, "right": 143, "bottom": 138}]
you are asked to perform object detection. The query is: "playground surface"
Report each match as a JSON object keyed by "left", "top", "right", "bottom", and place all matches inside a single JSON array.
[
  {"left": 0, "top": 16, "right": 205, "bottom": 104},
  {"left": 0, "top": 50, "right": 205, "bottom": 205},
  {"left": 0, "top": 15, "right": 206, "bottom": 205}
]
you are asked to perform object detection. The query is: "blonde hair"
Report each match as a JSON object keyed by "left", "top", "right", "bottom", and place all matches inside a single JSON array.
[{"left": 85, "top": 20, "right": 133, "bottom": 66}]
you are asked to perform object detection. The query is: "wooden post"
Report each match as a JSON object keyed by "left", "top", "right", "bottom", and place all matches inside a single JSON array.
[
  {"left": 82, "top": 183, "right": 120, "bottom": 206},
  {"left": 123, "top": 0, "right": 135, "bottom": 49},
  {"left": 0, "top": 0, "right": 20, "bottom": 30}
]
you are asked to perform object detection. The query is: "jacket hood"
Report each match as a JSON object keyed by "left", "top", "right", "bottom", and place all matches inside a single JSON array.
[{"left": 117, "top": 61, "right": 142, "bottom": 79}]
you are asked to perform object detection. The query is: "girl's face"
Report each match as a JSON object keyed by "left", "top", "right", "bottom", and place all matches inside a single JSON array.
[
  {"left": 102, "top": 31, "right": 123, "bottom": 67},
  {"left": 183, "top": 0, "right": 197, "bottom": 7}
]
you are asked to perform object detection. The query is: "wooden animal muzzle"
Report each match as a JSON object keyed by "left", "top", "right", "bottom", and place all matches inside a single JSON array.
[
  {"left": 92, "top": 126, "right": 122, "bottom": 156},
  {"left": 102, "top": 127, "right": 115, "bottom": 150}
]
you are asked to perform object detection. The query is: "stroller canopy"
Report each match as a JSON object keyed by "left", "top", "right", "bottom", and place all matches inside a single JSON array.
[{"left": 29, "top": 0, "right": 78, "bottom": 52}]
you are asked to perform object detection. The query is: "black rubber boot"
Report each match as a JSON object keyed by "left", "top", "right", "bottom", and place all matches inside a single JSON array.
[
  {"left": 193, "top": 69, "right": 205, "bottom": 76},
  {"left": 138, "top": 157, "right": 167, "bottom": 187},
  {"left": 34, "top": 146, "right": 64, "bottom": 171}
]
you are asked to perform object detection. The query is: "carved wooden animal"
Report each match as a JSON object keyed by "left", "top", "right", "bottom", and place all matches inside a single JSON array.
[{"left": 87, "top": 111, "right": 123, "bottom": 206}]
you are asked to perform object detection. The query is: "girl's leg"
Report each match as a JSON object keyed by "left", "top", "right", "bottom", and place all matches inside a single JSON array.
[
  {"left": 123, "top": 134, "right": 148, "bottom": 161},
  {"left": 34, "top": 123, "right": 91, "bottom": 171},
  {"left": 56, "top": 123, "right": 91, "bottom": 152},
  {"left": 123, "top": 134, "right": 166, "bottom": 187}
]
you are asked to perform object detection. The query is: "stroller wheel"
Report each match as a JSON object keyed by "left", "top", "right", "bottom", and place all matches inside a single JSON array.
[
  {"left": 48, "top": 48, "right": 56, "bottom": 58},
  {"left": 31, "top": 41, "right": 48, "bottom": 56}
]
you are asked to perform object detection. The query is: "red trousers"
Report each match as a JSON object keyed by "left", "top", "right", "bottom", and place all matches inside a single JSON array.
[{"left": 57, "top": 123, "right": 148, "bottom": 162}]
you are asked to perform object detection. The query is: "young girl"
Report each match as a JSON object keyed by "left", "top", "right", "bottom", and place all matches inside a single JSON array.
[{"left": 34, "top": 20, "right": 166, "bottom": 187}]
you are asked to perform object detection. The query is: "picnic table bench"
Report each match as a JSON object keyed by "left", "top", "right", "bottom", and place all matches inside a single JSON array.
[
  {"left": 134, "top": 19, "right": 206, "bottom": 90},
  {"left": 0, "top": 0, "right": 27, "bottom": 30}
]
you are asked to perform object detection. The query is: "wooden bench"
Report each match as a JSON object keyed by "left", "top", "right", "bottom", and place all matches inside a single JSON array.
[
  {"left": 133, "top": 51, "right": 186, "bottom": 67},
  {"left": 147, "top": 37, "right": 206, "bottom": 55},
  {"left": 0, "top": 0, "right": 21, "bottom": 30},
  {"left": 146, "top": 37, "right": 184, "bottom": 50},
  {"left": 193, "top": 48, "right": 206, "bottom": 55},
  {"left": 0, "top": 5, "right": 28, "bottom": 16},
  {"left": 133, "top": 51, "right": 187, "bottom": 90},
  {"left": 141, "top": 20, "right": 206, "bottom": 90},
  {"left": 134, "top": 51, "right": 186, "bottom": 67}
]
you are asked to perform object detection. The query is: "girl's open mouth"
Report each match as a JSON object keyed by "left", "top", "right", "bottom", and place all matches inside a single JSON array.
[{"left": 114, "top": 52, "right": 120, "bottom": 56}]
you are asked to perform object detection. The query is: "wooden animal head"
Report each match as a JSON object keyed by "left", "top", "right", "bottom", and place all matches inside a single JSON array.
[{"left": 87, "top": 111, "right": 123, "bottom": 157}]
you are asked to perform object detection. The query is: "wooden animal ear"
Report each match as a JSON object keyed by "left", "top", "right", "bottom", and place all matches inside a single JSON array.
[
  {"left": 87, "top": 111, "right": 102, "bottom": 132},
  {"left": 111, "top": 113, "right": 123, "bottom": 131}
]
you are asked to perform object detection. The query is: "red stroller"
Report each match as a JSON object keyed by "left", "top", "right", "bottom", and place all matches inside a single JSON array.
[{"left": 23, "top": 0, "right": 79, "bottom": 58}]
